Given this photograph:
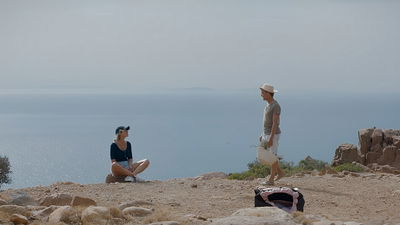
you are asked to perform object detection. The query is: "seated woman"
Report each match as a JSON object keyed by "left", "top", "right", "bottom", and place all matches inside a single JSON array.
[{"left": 110, "top": 126, "right": 150, "bottom": 182}]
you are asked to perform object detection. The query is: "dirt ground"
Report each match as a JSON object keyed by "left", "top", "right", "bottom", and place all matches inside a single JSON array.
[{"left": 2, "top": 172, "right": 400, "bottom": 225}]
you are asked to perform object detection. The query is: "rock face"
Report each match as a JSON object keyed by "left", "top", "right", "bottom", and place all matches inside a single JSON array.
[{"left": 334, "top": 128, "right": 400, "bottom": 173}]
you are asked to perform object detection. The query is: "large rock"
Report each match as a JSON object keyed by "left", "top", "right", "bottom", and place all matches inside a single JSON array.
[
  {"left": 0, "top": 205, "right": 31, "bottom": 217},
  {"left": 210, "top": 207, "right": 298, "bottom": 225},
  {"left": 358, "top": 128, "right": 374, "bottom": 155},
  {"left": 10, "top": 214, "right": 29, "bottom": 225},
  {"left": 71, "top": 196, "right": 97, "bottom": 207},
  {"left": 32, "top": 205, "right": 59, "bottom": 219},
  {"left": 39, "top": 193, "right": 73, "bottom": 206},
  {"left": 81, "top": 206, "right": 111, "bottom": 225},
  {"left": 48, "top": 206, "right": 79, "bottom": 224},
  {"left": 9, "top": 192, "right": 38, "bottom": 206},
  {"left": 332, "top": 144, "right": 360, "bottom": 166},
  {"left": 122, "top": 206, "right": 153, "bottom": 218}
]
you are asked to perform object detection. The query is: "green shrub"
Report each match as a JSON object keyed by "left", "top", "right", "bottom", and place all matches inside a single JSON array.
[
  {"left": 228, "top": 157, "right": 329, "bottom": 180},
  {"left": 298, "top": 157, "right": 328, "bottom": 171},
  {"left": 334, "top": 163, "right": 364, "bottom": 172},
  {"left": 228, "top": 161, "right": 270, "bottom": 180},
  {"left": 0, "top": 155, "right": 12, "bottom": 188}
]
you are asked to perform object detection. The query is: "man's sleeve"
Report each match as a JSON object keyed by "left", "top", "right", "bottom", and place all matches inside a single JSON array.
[{"left": 273, "top": 104, "right": 281, "bottom": 115}]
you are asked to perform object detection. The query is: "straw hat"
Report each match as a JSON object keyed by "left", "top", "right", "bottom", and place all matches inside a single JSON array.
[{"left": 260, "top": 83, "right": 278, "bottom": 93}]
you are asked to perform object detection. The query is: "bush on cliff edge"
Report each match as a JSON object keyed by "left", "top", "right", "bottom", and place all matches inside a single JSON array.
[{"left": 0, "top": 155, "right": 12, "bottom": 188}]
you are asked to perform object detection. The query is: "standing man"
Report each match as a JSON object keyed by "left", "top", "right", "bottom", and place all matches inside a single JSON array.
[{"left": 260, "top": 83, "right": 285, "bottom": 185}]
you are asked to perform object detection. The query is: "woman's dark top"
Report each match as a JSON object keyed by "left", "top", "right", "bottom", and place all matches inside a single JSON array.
[{"left": 110, "top": 141, "right": 132, "bottom": 162}]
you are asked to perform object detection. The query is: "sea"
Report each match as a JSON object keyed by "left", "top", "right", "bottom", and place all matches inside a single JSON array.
[{"left": 1, "top": 90, "right": 399, "bottom": 189}]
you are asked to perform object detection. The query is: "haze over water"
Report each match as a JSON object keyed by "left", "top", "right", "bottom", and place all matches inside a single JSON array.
[{"left": 1, "top": 90, "right": 399, "bottom": 189}]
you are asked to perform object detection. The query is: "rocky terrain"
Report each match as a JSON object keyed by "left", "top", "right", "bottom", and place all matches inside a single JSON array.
[
  {"left": 1, "top": 170, "right": 400, "bottom": 225},
  {"left": 333, "top": 128, "right": 400, "bottom": 173}
]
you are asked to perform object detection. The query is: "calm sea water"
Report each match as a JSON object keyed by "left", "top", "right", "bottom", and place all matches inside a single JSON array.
[{"left": 1, "top": 91, "right": 399, "bottom": 189}]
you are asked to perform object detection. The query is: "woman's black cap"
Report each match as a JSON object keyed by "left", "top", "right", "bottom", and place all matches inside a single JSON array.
[{"left": 115, "top": 126, "right": 130, "bottom": 135}]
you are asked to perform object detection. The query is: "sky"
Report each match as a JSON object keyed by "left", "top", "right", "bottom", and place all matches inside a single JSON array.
[{"left": 1, "top": 0, "right": 399, "bottom": 94}]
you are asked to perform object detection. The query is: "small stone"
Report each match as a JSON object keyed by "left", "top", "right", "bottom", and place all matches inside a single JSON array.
[
  {"left": 10, "top": 214, "right": 29, "bottom": 224},
  {"left": 191, "top": 184, "right": 198, "bottom": 188}
]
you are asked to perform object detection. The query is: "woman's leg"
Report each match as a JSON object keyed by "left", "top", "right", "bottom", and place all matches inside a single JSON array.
[
  {"left": 131, "top": 159, "right": 150, "bottom": 177},
  {"left": 112, "top": 162, "right": 134, "bottom": 177}
]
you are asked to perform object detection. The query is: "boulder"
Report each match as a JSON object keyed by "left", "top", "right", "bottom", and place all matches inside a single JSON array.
[
  {"left": 210, "top": 207, "right": 298, "bottom": 225},
  {"left": 371, "top": 129, "right": 383, "bottom": 146},
  {"left": 122, "top": 206, "right": 153, "bottom": 218},
  {"left": 105, "top": 174, "right": 126, "bottom": 183},
  {"left": 358, "top": 128, "right": 374, "bottom": 155},
  {"left": 32, "top": 205, "right": 59, "bottom": 219},
  {"left": 70, "top": 196, "right": 97, "bottom": 207},
  {"left": 9, "top": 192, "right": 38, "bottom": 206},
  {"left": 10, "top": 213, "right": 29, "bottom": 225},
  {"left": 39, "top": 193, "right": 73, "bottom": 206},
  {"left": 332, "top": 144, "right": 360, "bottom": 166},
  {"left": 48, "top": 206, "right": 79, "bottom": 224},
  {"left": 0, "top": 205, "right": 31, "bottom": 217},
  {"left": 81, "top": 206, "right": 111, "bottom": 225}
]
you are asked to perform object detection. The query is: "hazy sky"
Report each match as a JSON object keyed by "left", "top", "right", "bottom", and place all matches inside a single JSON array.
[{"left": 1, "top": 0, "right": 399, "bottom": 93}]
